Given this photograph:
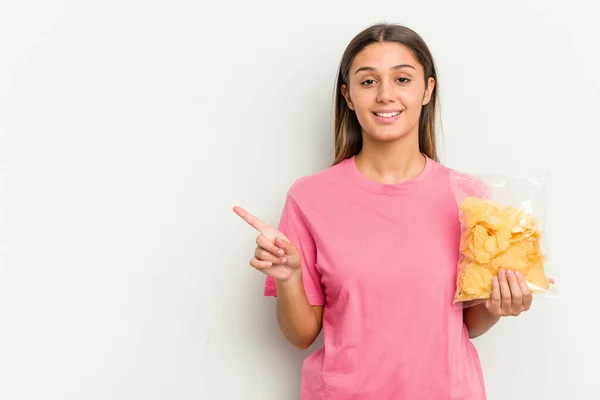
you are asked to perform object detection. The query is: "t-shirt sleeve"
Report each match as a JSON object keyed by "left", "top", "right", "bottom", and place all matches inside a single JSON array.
[
  {"left": 263, "top": 195, "right": 324, "bottom": 306},
  {"left": 471, "top": 177, "right": 493, "bottom": 200},
  {"left": 449, "top": 170, "right": 493, "bottom": 203}
]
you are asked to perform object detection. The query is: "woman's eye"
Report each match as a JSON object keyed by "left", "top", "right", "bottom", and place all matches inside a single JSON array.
[{"left": 360, "top": 78, "right": 409, "bottom": 85}]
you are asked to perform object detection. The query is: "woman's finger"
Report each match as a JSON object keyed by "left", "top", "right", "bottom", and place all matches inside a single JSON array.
[
  {"left": 256, "top": 234, "right": 285, "bottom": 256},
  {"left": 250, "top": 257, "right": 273, "bottom": 270},
  {"left": 234, "top": 206, "right": 274, "bottom": 236},
  {"left": 506, "top": 270, "right": 523, "bottom": 313},
  {"left": 255, "top": 247, "right": 286, "bottom": 264},
  {"left": 255, "top": 234, "right": 287, "bottom": 264},
  {"left": 498, "top": 269, "right": 512, "bottom": 313},
  {"left": 234, "top": 206, "right": 290, "bottom": 242},
  {"left": 516, "top": 271, "right": 533, "bottom": 310},
  {"left": 489, "top": 276, "right": 501, "bottom": 315}
]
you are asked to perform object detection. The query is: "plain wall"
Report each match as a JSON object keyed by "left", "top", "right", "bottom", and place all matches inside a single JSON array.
[{"left": 1, "top": 0, "right": 599, "bottom": 399}]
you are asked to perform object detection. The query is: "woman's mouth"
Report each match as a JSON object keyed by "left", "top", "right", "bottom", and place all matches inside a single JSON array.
[{"left": 372, "top": 110, "right": 402, "bottom": 123}]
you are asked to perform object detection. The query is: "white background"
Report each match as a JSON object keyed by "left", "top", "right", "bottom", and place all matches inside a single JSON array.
[{"left": 1, "top": 1, "right": 598, "bottom": 399}]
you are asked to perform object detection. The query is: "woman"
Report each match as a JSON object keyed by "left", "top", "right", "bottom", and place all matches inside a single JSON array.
[{"left": 233, "top": 23, "right": 535, "bottom": 399}]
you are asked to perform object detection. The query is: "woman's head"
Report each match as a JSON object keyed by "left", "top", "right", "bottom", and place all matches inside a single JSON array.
[{"left": 333, "top": 24, "right": 439, "bottom": 165}]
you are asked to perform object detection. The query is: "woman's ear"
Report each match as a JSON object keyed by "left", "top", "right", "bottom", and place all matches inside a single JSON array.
[
  {"left": 422, "top": 77, "right": 436, "bottom": 106},
  {"left": 341, "top": 84, "right": 355, "bottom": 110}
]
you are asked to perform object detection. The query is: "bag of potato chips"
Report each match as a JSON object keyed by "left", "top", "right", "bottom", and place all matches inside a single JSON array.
[{"left": 449, "top": 171, "right": 557, "bottom": 306}]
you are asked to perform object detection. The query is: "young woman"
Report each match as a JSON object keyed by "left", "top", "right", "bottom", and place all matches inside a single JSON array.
[{"left": 234, "top": 23, "right": 538, "bottom": 399}]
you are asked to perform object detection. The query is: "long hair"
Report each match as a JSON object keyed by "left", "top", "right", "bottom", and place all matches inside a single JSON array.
[{"left": 332, "top": 23, "right": 440, "bottom": 165}]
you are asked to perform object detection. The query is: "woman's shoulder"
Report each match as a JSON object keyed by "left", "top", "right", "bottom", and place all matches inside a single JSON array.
[
  {"left": 428, "top": 157, "right": 454, "bottom": 176},
  {"left": 430, "top": 160, "right": 492, "bottom": 199},
  {"left": 429, "top": 158, "right": 476, "bottom": 183},
  {"left": 286, "top": 158, "right": 352, "bottom": 200}
]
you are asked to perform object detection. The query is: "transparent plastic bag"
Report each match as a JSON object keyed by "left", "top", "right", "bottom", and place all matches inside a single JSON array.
[{"left": 449, "top": 171, "right": 558, "bottom": 307}]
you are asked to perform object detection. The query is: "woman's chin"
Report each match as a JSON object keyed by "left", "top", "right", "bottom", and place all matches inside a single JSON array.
[{"left": 363, "top": 128, "right": 412, "bottom": 143}]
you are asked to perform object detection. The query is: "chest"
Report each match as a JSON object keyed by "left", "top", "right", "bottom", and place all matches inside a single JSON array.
[{"left": 312, "top": 192, "right": 461, "bottom": 300}]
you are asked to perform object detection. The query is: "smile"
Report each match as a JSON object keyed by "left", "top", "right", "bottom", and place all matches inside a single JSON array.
[
  {"left": 373, "top": 111, "right": 401, "bottom": 118},
  {"left": 372, "top": 110, "right": 403, "bottom": 123}
]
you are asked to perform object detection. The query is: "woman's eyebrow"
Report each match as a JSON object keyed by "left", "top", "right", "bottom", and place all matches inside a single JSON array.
[{"left": 354, "top": 64, "right": 416, "bottom": 75}]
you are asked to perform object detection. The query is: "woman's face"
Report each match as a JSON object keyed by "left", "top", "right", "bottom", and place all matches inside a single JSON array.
[{"left": 342, "top": 42, "right": 435, "bottom": 144}]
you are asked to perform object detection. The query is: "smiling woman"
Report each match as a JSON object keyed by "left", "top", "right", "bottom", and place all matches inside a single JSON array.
[
  {"left": 233, "top": 23, "right": 530, "bottom": 400},
  {"left": 333, "top": 26, "right": 439, "bottom": 170}
]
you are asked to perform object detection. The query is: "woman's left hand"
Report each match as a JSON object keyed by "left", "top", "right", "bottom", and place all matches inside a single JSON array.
[{"left": 485, "top": 268, "right": 532, "bottom": 317}]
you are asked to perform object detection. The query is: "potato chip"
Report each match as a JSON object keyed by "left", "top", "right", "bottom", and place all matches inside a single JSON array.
[
  {"left": 484, "top": 236, "right": 499, "bottom": 254},
  {"left": 455, "top": 261, "right": 495, "bottom": 301},
  {"left": 453, "top": 196, "right": 550, "bottom": 303}
]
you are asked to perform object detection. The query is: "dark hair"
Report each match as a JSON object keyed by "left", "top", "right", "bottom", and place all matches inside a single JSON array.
[{"left": 332, "top": 23, "right": 440, "bottom": 165}]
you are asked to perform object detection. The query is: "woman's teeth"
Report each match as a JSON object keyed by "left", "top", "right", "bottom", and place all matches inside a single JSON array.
[{"left": 375, "top": 112, "right": 400, "bottom": 118}]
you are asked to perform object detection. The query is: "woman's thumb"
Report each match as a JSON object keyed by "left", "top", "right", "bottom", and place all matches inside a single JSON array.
[{"left": 274, "top": 237, "right": 294, "bottom": 255}]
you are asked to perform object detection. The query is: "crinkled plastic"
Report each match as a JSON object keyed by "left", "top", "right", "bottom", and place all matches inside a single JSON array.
[{"left": 449, "top": 171, "right": 558, "bottom": 307}]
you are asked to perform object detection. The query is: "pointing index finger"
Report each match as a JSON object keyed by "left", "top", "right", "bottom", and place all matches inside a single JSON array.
[
  {"left": 232, "top": 205, "right": 290, "bottom": 242},
  {"left": 233, "top": 206, "right": 270, "bottom": 232}
]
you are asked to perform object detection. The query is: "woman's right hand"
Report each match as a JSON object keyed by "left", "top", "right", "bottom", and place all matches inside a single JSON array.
[{"left": 233, "top": 206, "right": 302, "bottom": 282}]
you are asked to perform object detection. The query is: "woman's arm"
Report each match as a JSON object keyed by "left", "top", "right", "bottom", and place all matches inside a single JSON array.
[
  {"left": 275, "top": 264, "right": 324, "bottom": 349},
  {"left": 463, "top": 302, "right": 501, "bottom": 339},
  {"left": 233, "top": 205, "right": 324, "bottom": 350},
  {"left": 463, "top": 269, "right": 533, "bottom": 339}
]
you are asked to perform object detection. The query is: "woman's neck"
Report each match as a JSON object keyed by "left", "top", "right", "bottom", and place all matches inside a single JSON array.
[{"left": 354, "top": 134, "right": 426, "bottom": 185}]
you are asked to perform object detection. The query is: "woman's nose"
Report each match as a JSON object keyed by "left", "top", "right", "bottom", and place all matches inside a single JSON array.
[{"left": 376, "top": 81, "right": 394, "bottom": 103}]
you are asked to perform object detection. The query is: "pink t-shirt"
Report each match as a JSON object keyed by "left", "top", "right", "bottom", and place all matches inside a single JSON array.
[{"left": 264, "top": 155, "right": 486, "bottom": 400}]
